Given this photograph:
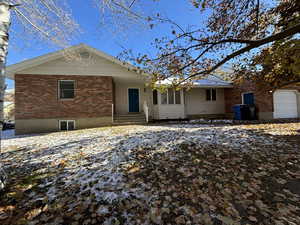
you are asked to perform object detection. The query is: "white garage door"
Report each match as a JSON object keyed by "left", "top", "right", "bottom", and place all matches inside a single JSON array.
[{"left": 273, "top": 90, "right": 298, "bottom": 118}]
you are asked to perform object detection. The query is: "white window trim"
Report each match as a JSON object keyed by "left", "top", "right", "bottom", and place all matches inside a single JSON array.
[
  {"left": 206, "top": 88, "right": 217, "bottom": 101},
  {"left": 59, "top": 120, "right": 76, "bottom": 131},
  {"left": 242, "top": 92, "right": 254, "bottom": 104},
  {"left": 58, "top": 80, "right": 75, "bottom": 100},
  {"left": 161, "top": 89, "right": 182, "bottom": 105}
]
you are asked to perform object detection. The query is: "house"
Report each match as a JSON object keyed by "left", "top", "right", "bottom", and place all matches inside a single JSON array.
[{"left": 6, "top": 44, "right": 300, "bottom": 134}]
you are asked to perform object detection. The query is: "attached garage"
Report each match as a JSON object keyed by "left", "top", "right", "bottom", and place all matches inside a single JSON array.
[{"left": 273, "top": 90, "right": 298, "bottom": 119}]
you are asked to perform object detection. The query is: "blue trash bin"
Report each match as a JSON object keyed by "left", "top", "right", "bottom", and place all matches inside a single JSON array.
[
  {"left": 233, "top": 104, "right": 249, "bottom": 120},
  {"left": 233, "top": 105, "right": 242, "bottom": 120}
]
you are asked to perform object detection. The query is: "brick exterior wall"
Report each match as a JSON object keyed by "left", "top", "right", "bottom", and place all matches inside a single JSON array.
[
  {"left": 224, "top": 80, "right": 300, "bottom": 115},
  {"left": 15, "top": 74, "right": 113, "bottom": 120}
]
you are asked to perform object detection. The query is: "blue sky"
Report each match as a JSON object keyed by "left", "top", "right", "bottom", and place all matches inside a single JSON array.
[{"left": 6, "top": 0, "right": 207, "bottom": 90}]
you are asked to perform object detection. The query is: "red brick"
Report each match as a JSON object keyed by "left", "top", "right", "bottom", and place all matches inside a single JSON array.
[
  {"left": 15, "top": 74, "right": 113, "bottom": 119},
  {"left": 224, "top": 80, "right": 300, "bottom": 115}
]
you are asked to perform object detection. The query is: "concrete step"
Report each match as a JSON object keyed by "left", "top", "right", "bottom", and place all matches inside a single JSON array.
[
  {"left": 115, "top": 114, "right": 145, "bottom": 118},
  {"left": 113, "top": 121, "right": 147, "bottom": 126},
  {"left": 113, "top": 114, "right": 146, "bottom": 124},
  {"left": 115, "top": 117, "right": 146, "bottom": 121},
  {"left": 114, "top": 114, "right": 145, "bottom": 119},
  {"left": 114, "top": 118, "right": 146, "bottom": 122}
]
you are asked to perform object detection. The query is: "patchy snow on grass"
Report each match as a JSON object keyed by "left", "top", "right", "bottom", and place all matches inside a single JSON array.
[{"left": 1, "top": 122, "right": 299, "bottom": 224}]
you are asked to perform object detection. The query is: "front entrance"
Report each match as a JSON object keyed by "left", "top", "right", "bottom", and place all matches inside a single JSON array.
[{"left": 128, "top": 88, "right": 140, "bottom": 112}]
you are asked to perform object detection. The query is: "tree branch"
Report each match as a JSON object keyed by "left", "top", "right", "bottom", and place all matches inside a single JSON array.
[
  {"left": 173, "top": 45, "right": 214, "bottom": 74},
  {"left": 256, "top": 0, "right": 260, "bottom": 34},
  {"left": 14, "top": 8, "right": 50, "bottom": 38},
  {"left": 110, "top": 0, "right": 144, "bottom": 20},
  {"left": 129, "top": 0, "right": 137, "bottom": 8},
  {"left": 152, "top": 38, "right": 257, "bottom": 61},
  {"left": 180, "top": 23, "right": 300, "bottom": 83},
  {"left": 152, "top": 43, "right": 205, "bottom": 61},
  {"left": 201, "top": 38, "right": 256, "bottom": 45},
  {"left": 273, "top": 79, "right": 300, "bottom": 90}
]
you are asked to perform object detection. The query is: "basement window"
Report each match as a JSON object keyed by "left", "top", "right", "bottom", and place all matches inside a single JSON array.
[
  {"left": 206, "top": 88, "right": 217, "bottom": 101},
  {"left": 59, "top": 80, "right": 75, "bottom": 99},
  {"left": 59, "top": 120, "right": 75, "bottom": 131}
]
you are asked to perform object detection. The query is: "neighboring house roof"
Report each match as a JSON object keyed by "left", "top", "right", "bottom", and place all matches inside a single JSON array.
[
  {"left": 5, "top": 88, "right": 14, "bottom": 93},
  {"left": 4, "top": 89, "right": 14, "bottom": 111},
  {"left": 193, "top": 75, "right": 232, "bottom": 87},
  {"left": 4, "top": 101, "right": 13, "bottom": 107},
  {"left": 156, "top": 75, "right": 233, "bottom": 88},
  {"left": 5, "top": 44, "right": 144, "bottom": 80},
  {"left": 4, "top": 88, "right": 14, "bottom": 102}
]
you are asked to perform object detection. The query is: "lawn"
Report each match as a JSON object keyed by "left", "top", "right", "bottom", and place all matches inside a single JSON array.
[{"left": 0, "top": 121, "right": 300, "bottom": 225}]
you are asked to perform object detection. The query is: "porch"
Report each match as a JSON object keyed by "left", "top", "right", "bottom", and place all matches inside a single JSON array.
[
  {"left": 110, "top": 76, "right": 233, "bottom": 123},
  {"left": 111, "top": 78, "right": 151, "bottom": 124}
]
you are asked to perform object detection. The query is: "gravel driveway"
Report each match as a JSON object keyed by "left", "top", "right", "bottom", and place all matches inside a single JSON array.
[{"left": 1, "top": 122, "right": 299, "bottom": 225}]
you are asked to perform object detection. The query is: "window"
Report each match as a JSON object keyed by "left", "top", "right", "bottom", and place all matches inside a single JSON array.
[
  {"left": 175, "top": 90, "right": 181, "bottom": 104},
  {"left": 206, "top": 89, "right": 211, "bottom": 101},
  {"left": 212, "top": 89, "right": 216, "bottom": 101},
  {"left": 161, "top": 92, "right": 168, "bottom": 104},
  {"left": 161, "top": 89, "right": 181, "bottom": 105},
  {"left": 168, "top": 88, "right": 174, "bottom": 104},
  {"left": 206, "top": 88, "right": 217, "bottom": 101},
  {"left": 153, "top": 90, "right": 158, "bottom": 105},
  {"left": 59, "top": 80, "right": 75, "bottom": 99},
  {"left": 59, "top": 120, "right": 75, "bottom": 131}
]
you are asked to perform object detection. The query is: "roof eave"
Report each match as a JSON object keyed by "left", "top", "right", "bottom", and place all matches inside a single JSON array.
[{"left": 4, "top": 43, "right": 149, "bottom": 80}]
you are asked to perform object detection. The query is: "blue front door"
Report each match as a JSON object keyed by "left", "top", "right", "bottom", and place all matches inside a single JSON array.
[{"left": 128, "top": 88, "right": 139, "bottom": 112}]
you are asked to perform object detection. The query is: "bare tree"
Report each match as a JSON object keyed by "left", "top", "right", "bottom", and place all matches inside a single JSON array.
[
  {"left": 0, "top": 0, "right": 78, "bottom": 191},
  {"left": 95, "top": 0, "right": 154, "bottom": 40}
]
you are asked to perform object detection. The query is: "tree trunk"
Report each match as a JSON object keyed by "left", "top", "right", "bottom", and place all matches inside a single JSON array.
[{"left": 0, "top": 1, "right": 11, "bottom": 191}]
